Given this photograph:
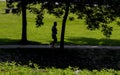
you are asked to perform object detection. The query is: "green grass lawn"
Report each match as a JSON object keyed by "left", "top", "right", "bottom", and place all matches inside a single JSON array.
[{"left": 1, "top": 1, "right": 120, "bottom": 45}]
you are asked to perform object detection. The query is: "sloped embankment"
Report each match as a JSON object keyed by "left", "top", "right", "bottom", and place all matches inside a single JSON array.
[{"left": 0, "top": 48, "right": 120, "bottom": 69}]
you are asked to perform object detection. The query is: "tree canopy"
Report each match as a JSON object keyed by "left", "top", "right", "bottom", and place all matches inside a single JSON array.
[
  {"left": 18, "top": 0, "right": 120, "bottom": 37},
  {"left": 9, "top": 0, "right": 120, "bottom": 47}
]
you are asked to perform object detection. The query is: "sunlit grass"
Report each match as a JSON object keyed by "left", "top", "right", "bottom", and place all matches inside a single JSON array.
[
  {"left": 1, "top": 2, "right": 120, "bottom": 45},
  {"left": 0, "top": 62, "right": 120, "bottom": 75}
]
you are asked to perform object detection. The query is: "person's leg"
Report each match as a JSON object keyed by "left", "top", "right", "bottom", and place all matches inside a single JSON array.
[
  {"left": 52, "top": 35, "right": 57, "bottom": 47},
  {"left": 51, "top": 35, "right": 56, "bottom": 47},
  {"left": 54, "top": 35, "right": 57, "bottom": 43}
]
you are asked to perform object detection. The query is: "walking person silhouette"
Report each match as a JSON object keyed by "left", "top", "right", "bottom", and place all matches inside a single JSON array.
[{"left": 51, "top": 21, "right": 57, "bottom": 47}]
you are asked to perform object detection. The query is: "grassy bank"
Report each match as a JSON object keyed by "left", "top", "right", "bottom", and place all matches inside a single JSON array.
[
  {"left": 1, "top": 2, "right": 120, "bottom": 45},
  {"left": 0, "top": 48, "right": 120, "bottom": 69},
  {"left": 0, "top": 62, "right": 120, "bottom": 75}
]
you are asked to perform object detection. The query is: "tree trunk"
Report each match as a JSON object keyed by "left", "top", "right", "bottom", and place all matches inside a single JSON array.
[
  {"left": 21, "top": 0, "right": 27, "bottom": 44},
  {"left": 60, "top": 2, "right": 70, "bottom": 49}
]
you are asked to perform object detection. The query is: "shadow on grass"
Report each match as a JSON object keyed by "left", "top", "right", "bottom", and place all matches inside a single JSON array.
[
  {"left": 66, "top": 37, "right": 120, "bottom": 46},
  {"left": 0, "top": 38, "right": 42, "bottom": 45},
  {"left": 1, "top": 37, "right": 120, "bottom": 46}
]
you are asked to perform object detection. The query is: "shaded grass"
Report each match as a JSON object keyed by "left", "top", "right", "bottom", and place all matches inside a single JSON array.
[
  {"left": 1, "top": 2, "right": 120, "bottom": 45},
  {"left": 65, "top": 37, "right": 120, "bottom": 46}
]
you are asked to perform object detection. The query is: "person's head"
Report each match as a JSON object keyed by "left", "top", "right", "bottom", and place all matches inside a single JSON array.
[{"left": 54, "top": 21, "right": 57, "bottom": 26}]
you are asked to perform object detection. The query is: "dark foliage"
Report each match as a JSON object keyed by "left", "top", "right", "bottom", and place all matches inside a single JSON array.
[
  {"left": 8, "top": 0, "right": 120, "bottom": 47},
  {"left": 1, "top": 48, "right": 120, "bottom": 70},
  {"left": 83, "top": 6, "right": 115, "bottom": 37},
  {"left": 9, "top": 0, "right": 120, "bottom": 37}
]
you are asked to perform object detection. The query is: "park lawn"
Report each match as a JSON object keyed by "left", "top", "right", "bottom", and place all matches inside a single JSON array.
[{"left": 1, "top": 1, "right": 120, "bottom": 45}]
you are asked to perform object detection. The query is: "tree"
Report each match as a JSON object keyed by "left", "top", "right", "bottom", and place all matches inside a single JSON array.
[
  {"left": 21, "top": 0, "right": 27, "bottom": 43},
  {"left": 8, "top": 0, "right": 30, "bottom": 44},
  {"left": 60, "top": 1, "right": 70, "bottom": 48},
  {"left": 10, "top": 0, "right": 120, "bottom": 47},
  {"left": 35, "top": 0, "right": 72, "bottom": 48},
  {"left": 8, "top": 0, "right": 45, "bottom": 44},
  {"left": 38, "top": 0, "right": 120, "bottom": 48},
  {"left": 82, "top": 0, "right": 120, "bottom": 38}
]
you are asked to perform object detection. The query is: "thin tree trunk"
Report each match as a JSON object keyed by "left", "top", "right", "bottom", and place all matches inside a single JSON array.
[
  {"left": 21, "top": 0, "right": 27, "bottom": 44},
  {"left": 60, "top": 2, "right": 70, "bottom": 49}
]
